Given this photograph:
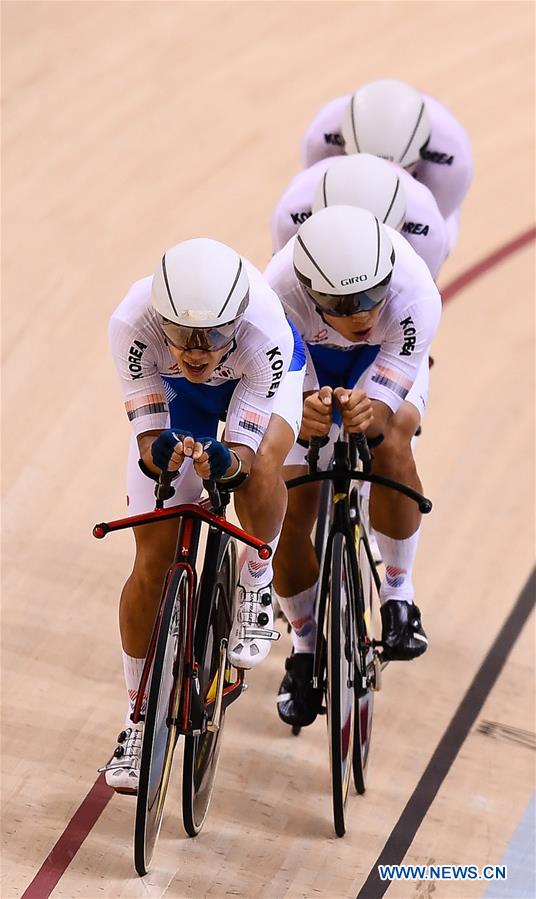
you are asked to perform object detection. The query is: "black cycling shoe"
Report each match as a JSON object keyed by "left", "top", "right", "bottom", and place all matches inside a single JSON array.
[
  {"left": 277, "top": 652, "right": 321, "bottom": 727},
  {"left": 380, "top": 599, "right": 428, "bottom": 661}
]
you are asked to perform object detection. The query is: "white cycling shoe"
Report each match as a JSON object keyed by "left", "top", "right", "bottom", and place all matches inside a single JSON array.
[
  {"left": 228, "top": 582, "right": 280, "bottom": 669},
  {"left": 99, "top": 724, "right": 143, "bottom": 795}
]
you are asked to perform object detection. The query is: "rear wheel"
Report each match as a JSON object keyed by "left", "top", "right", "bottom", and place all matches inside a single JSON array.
[
  {"left": 182, "top": 537, "right": 237, "bottom": 836},
  {"left": 326, "top": 532, "right": 356, "bottom": 837},
  {"left": 134, "top": 565, "right": 190, "bottom": 876}
]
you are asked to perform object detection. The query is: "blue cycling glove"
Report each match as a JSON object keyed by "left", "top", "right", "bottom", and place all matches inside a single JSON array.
[
  {"left": 151, "top": 429, "right": 193, "bottom": 470},
  {"left": 198, "top": 438, "right": 233, "bottom": 480}
]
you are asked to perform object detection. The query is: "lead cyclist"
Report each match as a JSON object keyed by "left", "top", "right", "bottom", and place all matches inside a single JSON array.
[{"left": 100, "top": 238, "right": 305, "bottom": 792}]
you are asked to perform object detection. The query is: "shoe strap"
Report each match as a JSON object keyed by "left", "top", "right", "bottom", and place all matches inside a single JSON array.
[{"left": 238, "top": 625, "right": 280, "bottom": 642}]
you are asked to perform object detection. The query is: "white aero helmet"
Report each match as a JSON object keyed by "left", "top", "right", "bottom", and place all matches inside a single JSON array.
[
  {"left": 341, "top": 79, "right": 431, "bottom": 169},
  {"left": 151, "top": 238, "right": 249, "bottom": 350},
  {"left": 293, "top": 205, "right": 395, "bottom": 316},
  {"left": 311, "top": 154, "right": 406, "bottom": 230}
]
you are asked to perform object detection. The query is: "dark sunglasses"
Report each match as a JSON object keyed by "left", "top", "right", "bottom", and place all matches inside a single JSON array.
[{"left": 304, "top": 271, "right": 392, "bottom": 317}]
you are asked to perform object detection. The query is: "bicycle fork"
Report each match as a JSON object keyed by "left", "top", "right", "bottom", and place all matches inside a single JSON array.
[{"left": 207, "top": 639, "right": 228, "bottom": 733}]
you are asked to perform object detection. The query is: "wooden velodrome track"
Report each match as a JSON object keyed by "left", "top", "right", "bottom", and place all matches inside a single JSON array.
[{"left": 2, "top": 2, "right": 535, "bottom": 897}]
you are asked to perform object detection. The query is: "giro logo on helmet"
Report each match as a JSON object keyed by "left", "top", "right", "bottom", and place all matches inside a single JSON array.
[{"left": 341, "top": 275, "right": 367, "bottom": 286}]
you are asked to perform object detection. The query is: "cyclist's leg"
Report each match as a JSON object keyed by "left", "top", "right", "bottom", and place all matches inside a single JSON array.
[
  {"left": 365, "top": 356, "right": 430, "bottom": 659},
  {"left": 273, "top": 455, "right": 325, "bottom": 727},
  {"left": 273, "top": 442, "right": 328, "bottom": 651},
  {"left": 274, "top": 343, "right": 371, "bottom": 655},
  {"left": 226, "top": 364, "right": 305, "bottom": 667},
  {"left": 103, "top": 440, "right": 202, "bottom": 791},
  {"left": 120, "top": 439, "right": 202, "bottom": 674}
]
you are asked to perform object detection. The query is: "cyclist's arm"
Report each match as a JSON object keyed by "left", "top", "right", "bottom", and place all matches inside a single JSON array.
[
  {"left": 361, "top": 290, "right": 441, "bottom": 427},
  {"left": 418, "top": 94, "right": 474, "bottom": 220},
  {"left": 109, "top": 314, "right": 169, "bottom": 438},
  {"left": 137, "top": 430, "right": 165, "bottom": 475},
  {"left": 301, "top": 95, "right": 350, "bottom": 167},
  {"left": 225, "top": 318, "right": 295, "bottom": 452}
]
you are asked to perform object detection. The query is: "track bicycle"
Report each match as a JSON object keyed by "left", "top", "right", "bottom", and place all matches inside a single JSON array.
[
  {"left": 93, "top": 475, "right": 272, "bottom": 875},
  {"left": 285, "top": 432, "right": 432, "bottom": 837}
]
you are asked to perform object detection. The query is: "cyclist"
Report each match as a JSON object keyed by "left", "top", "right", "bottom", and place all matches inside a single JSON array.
[
  {"left": 102, "top": 237, "right": 305, "bottom": 791},
  {"left": 271, "top": 152, "right": 449, "bottom": 279},
  {"left": 301, "top": 78, "right": 473, "bottom": 252},
  {"left": 264, "top": 205, "right": 441, "bottom": 727}
]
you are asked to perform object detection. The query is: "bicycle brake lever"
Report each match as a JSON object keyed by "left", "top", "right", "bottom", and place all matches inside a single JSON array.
[
  {"left": 203, "top": 479, "right": 222, "bottom": 512},
  {"left": 349, "top": 432, "right": 372, "bottom": 474},
  {"left": 307, "top": 435, "right": 329, "bottom": 474},
  {"left": 155, "top": 471, "right": 175, "bottom": 509}
]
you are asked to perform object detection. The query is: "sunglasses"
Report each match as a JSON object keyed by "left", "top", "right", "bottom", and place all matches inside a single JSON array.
[
  {"left": 159, "top": 316, "right": 241, "bottom": 351},
  {"left": 304, "top": 271, "right": 392, "bottom": 318}
]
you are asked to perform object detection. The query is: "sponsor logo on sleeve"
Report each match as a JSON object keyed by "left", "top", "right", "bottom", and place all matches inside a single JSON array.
[
  {"left": 324, "top": 132, "right": 344, "bottom": 146},
  {"left": 128, "top": 340, "right": 147, "bottom": 379},
  {"left": 399, "top": 316, "right": 416, "bottom": 356},
  {"left": 420, "top": 148, "right": 454, "bottom": 165},
  {"left": 291, "top": 210, "right": 312, "bottom": 226},
  {"left": 402, "top": 222, "right": 430, "bottom": 236},
  {"left": 266, "top": 345, "right": 284, "bottom": 398}
]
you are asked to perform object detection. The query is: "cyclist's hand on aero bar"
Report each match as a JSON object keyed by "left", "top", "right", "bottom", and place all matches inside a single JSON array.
[
  {"left": 299, "top": 386, "right": 334, "bottom": 440},
  {"left": 192, "top": 438, "right": 232, "bottom": 480},
  {"left": 151, "top": 429, "right": 194, "bottom": 472},
  {"left": 333, "top": 387, "right": 373, "bottom": 433}
]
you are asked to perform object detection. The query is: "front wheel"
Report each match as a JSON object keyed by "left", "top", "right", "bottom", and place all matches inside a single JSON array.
[
  {"left": 326, "top": 532, "right": 356, "bottom": 838},
  {"left": 182, "top": 537, "right": 237, "bottom": 836},
  {"left": 352, "top": 519, "right": 375, "bottom": 795},
  {"left": 134, "top": 565, "right": 190, "bottom": 876}
]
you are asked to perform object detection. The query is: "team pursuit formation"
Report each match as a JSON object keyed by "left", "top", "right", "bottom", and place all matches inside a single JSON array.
[{"left": 94, "top": 77, "right": 473, "bottom": 869}]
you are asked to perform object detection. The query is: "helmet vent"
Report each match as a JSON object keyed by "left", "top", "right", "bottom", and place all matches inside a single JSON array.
[
  {"left": 383, "top": 176, "right": 401, "bottom": 224},
  {"left": 399, "top": 101, "right": 426, "bottom": 165},
  {"left": 321, "top": 171, "right": 329, "bottom": 208},
  {"left": 217, "top": 258, "right": 243, "bottom": 320},
  {"left": 373, "top": 218, "right": 381, "bottom": 277},
  {"left": 296, "top": 235, "right": 336, "bottom": 289},
  {"left": 161, "top": 254, "right": 179, "bottom": 316},
  {"left": 349, "top": 97, "right": 360, "bottom": 152}
]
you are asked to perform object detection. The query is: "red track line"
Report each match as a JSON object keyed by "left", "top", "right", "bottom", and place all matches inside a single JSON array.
[
  {"left": 441, "top": 226, "right": 536, "bottom": 302},
  {"left": 20, "top": 775, "right": 114, "bottom": 898},
  {"left": 19, "top": 224, "right": 536, "bottom": 899}
]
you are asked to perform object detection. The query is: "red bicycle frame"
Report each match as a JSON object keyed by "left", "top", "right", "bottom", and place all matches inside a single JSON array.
[{"left": 93, "top": 498, "right": 271, "bottom": 733}]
